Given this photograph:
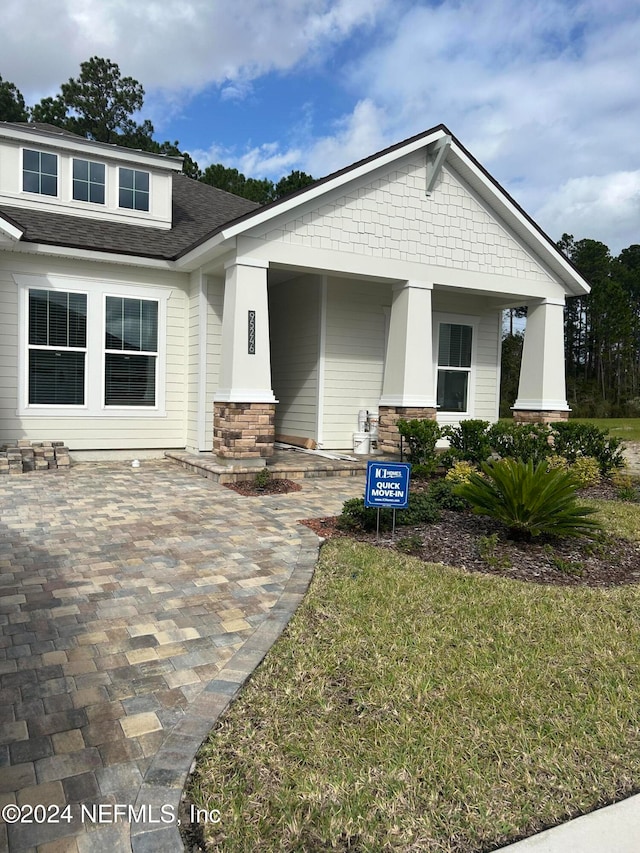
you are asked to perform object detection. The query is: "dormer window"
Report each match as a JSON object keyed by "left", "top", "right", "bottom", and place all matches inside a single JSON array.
[
  {"left": 23, "top": 150, "right": 58, "bottom": 197},
  {"left": 119, "top": 168, "right": 149, "bottom": 212},
  {"left": 73, "top": 159, "right": 105, "bottom": 204}
]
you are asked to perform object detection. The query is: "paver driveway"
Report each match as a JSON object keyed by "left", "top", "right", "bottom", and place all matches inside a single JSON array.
[{"left": 0, "top": 460, "right": 364, "bottom": 852}]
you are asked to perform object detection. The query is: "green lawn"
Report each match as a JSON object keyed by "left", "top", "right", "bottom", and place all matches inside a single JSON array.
[
  {"left": 188, "top": 518, "right": 640, "bottom": 852},
  {"left": 569, "top": 418, "right": 640, "bottom": 441}
]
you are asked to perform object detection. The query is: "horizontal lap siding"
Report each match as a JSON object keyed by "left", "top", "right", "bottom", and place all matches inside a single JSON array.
[
  {"left": 0, "top": 254, "right": 189, "bottom": 450},
  {"left": 205, "top": 276, "right": 224, "bottom": 451},
  {"left": 474, "top": 312, "right": 501, "bottom": 421},
  {"left": 269, "top": 278, "right": 319, "bottom": 441},
  {"left": 323, "top": 278, "right": 391, "bottom": 449}
]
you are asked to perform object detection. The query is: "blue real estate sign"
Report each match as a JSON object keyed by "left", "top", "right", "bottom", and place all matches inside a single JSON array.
[{"left": 365, "top": 461, "right": 411, "bottom": 508}]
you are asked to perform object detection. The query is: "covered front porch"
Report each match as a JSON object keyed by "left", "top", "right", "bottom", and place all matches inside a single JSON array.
[{"left": 206, "top": 257, "right": 570, "bottom": 461}]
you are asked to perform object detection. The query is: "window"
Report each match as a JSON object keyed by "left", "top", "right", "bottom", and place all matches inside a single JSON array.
[
  {"left": 119, "top": 168, "right": 149, "bottom": 211},
  {"left": 73, "top": 159, "right": 105, "bottom": 204},
  {"left": 19, "top": 277, "right": 166, "bottom": 416},
  {"left": 28, "top": 289, "right": 87, "bottom": 405},
  {"left": 23, "top": 149, "right": 58, "bottom": 196},
  {"left": 437, "top": 322, "right": 472, "bottom": 413},
  {"left": 104, "top": 296, "right": 158, "bottom": 406}
]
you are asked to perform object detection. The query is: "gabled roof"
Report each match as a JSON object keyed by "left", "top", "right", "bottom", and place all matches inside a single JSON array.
[{"left": 1, "top": 122, "right": 589, "bottom": 294}]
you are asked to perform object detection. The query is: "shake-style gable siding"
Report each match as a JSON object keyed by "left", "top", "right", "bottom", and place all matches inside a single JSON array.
[
  {"left": 322, "top": 278, "right": 391, "bottom": 449},
  {"left": 0, "top": 254, "right": 189, "bottom": 449},
  {"left": 259, "top": 153, "right": 553, "bottom": 283},
  {"left": 269, "top": 276, "right": 320, "bottom": 442}
]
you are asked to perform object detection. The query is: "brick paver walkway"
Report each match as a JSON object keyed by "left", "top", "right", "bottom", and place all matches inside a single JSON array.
[{"left": 0, "top": 461, "right": 364, "bottom": 852}]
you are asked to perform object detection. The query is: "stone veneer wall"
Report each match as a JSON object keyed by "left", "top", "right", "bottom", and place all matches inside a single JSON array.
[
  {"left": 512, "top": 410, "right": 570, "bottom": 425},
  {"left": 378, "top": 406, "right": 437, "bottom": 455},
  {"left": 0, "top": 440, "right": 70, "bottom": 475},
  {"left": 213, "top": 403, "right": 276, "bottom": 459}
]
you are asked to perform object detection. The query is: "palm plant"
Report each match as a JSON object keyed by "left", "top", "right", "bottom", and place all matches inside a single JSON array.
[{"left": 456, "top": 458, "right": 602, "bottom": 540}]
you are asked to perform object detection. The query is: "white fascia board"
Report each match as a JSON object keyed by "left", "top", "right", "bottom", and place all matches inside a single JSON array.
[
  {"left": 212, "top": 127, "right": 450, "bottom": 243},
  {"left": 0, "top": 125, "right": 183, "bottom": 171},
  {"left": 8, "top": 241, "right": 174, "bottom": 270},
  {"left": 446, "top": 144, "right": 590, "bottom": 297},
  {"left": 0, "top": 215, "right": 23, "bottom": 241},
  {"left": 173, "top": 232, "right": 231, "bottom": 271}
]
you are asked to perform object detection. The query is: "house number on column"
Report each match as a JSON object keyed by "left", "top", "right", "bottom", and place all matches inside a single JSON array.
[{"left": 248, "top": 310, "right": 256, "bottom": 354}]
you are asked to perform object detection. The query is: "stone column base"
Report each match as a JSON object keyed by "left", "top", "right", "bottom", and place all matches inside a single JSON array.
[
  {"left": 213, "top": 402, "right": 276, "bottom": 459},
  {"left": 512, "top": 409, "right": 570, "bottom": 425},
  {"left": 378, "top": 406, "right": 437, "bottom": 455}
]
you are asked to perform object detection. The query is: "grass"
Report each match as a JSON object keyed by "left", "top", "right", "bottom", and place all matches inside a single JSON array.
[
  {"left": 569, "top": 418, "right": 640, "bottom": 442},
  {"left": 586, "top": 499, "right": 640, "bottom": 541},
  {"left": 188, "top": 533, "right": 640, "bottom": 852}
]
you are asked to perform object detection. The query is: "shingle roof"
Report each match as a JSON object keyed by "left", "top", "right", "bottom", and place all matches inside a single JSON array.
[{"left": 0, "top": 175, "right": 260, "bottom": 260}]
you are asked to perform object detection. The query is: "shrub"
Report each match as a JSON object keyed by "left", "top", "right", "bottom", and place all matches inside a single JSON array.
[
  {"left": 550, "top": 422, "right": 625, "bottom": 477},
  {"left": 445, "top": 460, "right": 477, "bottom": 485},
  {"left": 441, "top": 419, "right": 491, "bottom": 464},
  {"left": 337, "top": 493, "right": 440, "bottom": 532},
  {"left": 397, "top": 419, "right": 441, "bottom": 475},
  {"left": 254, "top": 467, "right": 272, "bottom": 489},
  {"left": 546, "top": 454, "right": 568, "bottom": 471},
  {"left": 429, "top": 479, "right": 470, "bottom": 512},
  {"left": 568, "top": 456, "right": 601, "bottom": 488},
  {"left": 488, "top": 421, "right": 551, "bottom": 465},
  {"left": 456, "top": 458, "right": 602, "bottom": 540},
  {"left": 612, "top": 471, "right": 639, "bottom": 502}
]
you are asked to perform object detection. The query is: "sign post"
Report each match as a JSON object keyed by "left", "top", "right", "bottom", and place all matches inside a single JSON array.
[{"left": 364, "top": 461, "right": 411, "bottom": 539}]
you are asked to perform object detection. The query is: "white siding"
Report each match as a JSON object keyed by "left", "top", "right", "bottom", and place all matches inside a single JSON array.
[
  {"left": 0, "top": 254, "right": 189, "bottom": 450},
  {"left": 269, "top": 276, "right": 320, "bottom": 442},
  {"left": 204, "top": 275, "right": 224, "bottom": 451},
  {"left": 259, "top": 154, "right": 553, "bottom": 283},
  {"left": 185, "top": 271, "right": 201, "bottom": 452},
  {"left": 432, "top": 295, "right": 501, "bottom": 427},
  {"left": 322, "top": 278, "right": 391, "bottom": 449}
]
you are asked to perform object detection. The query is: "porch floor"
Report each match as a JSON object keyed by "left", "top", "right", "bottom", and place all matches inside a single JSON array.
[{"left": 164, "top": 448, "right": 395, "bottom": 484}]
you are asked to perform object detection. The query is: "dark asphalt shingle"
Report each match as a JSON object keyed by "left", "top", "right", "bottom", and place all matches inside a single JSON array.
[{"left": 0, "top": 175, "right": 260, "bottom": 260}]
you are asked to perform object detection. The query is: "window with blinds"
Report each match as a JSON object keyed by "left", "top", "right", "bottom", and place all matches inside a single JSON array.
[
  {"left": 28, "top": 289, "right": 87, "bottom": 405},
  {"left": 104, "top": 296, "right": 158, "bottom": 406},
  {"left": 437, "top": 323, "right": 472, "bottom": 412}
]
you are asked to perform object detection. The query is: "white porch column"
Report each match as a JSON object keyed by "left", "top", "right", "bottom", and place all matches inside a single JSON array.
[
  {"left": 379, "top": 280, "right": 437, "bottom": 453},
  {"left": 513, "top": 297, "right": 570, "bottom": 423},
  {"left": 215, "top": 258, "right": 276, "bottom": 403},
  {"left": 213, "top": 259, "right": 277, "bottom": 458}
]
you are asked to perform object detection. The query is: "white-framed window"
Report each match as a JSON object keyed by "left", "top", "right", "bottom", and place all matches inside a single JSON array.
[
  {"left": 73, "top": 159, "right": 106, "bottom": 204},
  {"left": 17, "top": 275, "right": 167, "bottom": 417},
  {"left": 119, "top": 168, "right": 149, "bottom": 211},
  {"left": 28, "top": 289, "right": 87, "bottom": 405},
  {"left": 435, "top": 316, "right": 477, "bottom": 415},
  {"left": 104, "top": 296, "right": 158, "bottom": 407},
  {"left": 23, "top": 149, "right": 58, "bottom": 197}
]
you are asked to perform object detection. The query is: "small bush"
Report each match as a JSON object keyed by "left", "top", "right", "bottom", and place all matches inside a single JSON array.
[
  {"left": 442, "top": 419, "right": 492, "bottom": 464},
  {"left": 445, "top": 460, "right": 477, "bottom": 485},
  {"left": 411, "top": 463, "right": 437, "bottom": 481},
  {"left": 397, "top": 419, "right": 441, "bottom": 475},
  {"left": 337, "top": 493, "right": 440, "bottom": 532},
  {"left": 546, "top": 454, "right": 568, "bottom": 471},
  {"left": 395, "top": 534, "right": 423, "bottom": 555},
  {"left": 456, "top": 458, "right": 602, "bottom": 540},
  {"left": 551, "top": 422, "right": 625, "bottom": 477},
  {"left": 429, "top": 479, "right": 470, "bottom": 511},
  {"left": 488, "top": 421, "right": 551, "bottom": 465},
  {"left": 612, "top": 471, "right": 639, "bottom": 502},
  {"left": 254, "top": 467, "right": 272, "bottom": 489},
  {"left": 569, "top": 456, "right": 601, "bottom": 488}
]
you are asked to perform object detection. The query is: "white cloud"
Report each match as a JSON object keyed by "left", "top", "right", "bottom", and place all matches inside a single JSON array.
[
  {"left": 2, "top": 0, "right": 388, "bottom": 97},
  {"left": 536, "top": 172, "right": 640, "bottom": 255}
]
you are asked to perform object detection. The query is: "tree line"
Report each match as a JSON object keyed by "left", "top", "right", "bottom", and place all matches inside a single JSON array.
[
  {"left": 0, "top": 57, "right": 315, "bottom": 202},
  {"left": 500, "top": 236, "right": 640, "bottom": 417}
]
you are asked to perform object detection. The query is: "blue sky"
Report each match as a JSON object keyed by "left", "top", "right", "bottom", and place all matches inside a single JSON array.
[{"left": 3, "top": 0, "right": 640, "bottom": 253}]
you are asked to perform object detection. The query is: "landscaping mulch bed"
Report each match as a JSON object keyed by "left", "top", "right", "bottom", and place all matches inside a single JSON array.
[
  {"left": 301, "top": 479, "right": 640, "bottom": 588},
  {"left": 224, "top": 478, "right": 302, "bottom": 496}
]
